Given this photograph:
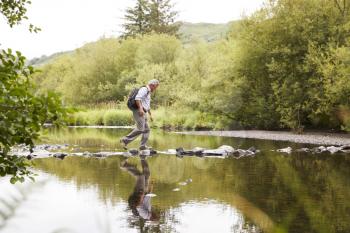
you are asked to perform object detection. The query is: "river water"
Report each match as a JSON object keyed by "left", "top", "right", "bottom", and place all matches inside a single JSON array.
[{"left": 0, "top": 128, "right": 349, "bottom": 233}]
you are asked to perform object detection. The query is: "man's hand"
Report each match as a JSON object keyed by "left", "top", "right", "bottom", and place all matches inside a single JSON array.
[
  {"left": 139, "top": 109, "right": 145, "bottom": 117},
  {"left": 148, "top": 111, "right": 153, "bottom": 122},
  {"left": 136, "top": 100, "right": 145, "bottom": 117}
]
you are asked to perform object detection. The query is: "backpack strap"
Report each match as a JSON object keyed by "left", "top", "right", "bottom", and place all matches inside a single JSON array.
[{"left": 141, "top": 86, "right": 150, "bottom": 95}]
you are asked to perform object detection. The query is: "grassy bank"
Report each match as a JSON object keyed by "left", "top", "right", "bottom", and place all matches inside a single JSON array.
[{"left": 68, "top": 106, "right": 225, "bottom": 130}]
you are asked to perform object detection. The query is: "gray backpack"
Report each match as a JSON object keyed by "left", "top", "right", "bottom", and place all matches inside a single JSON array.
[{"left": 127, "top": 86, "right": 149, "bottom": 110}]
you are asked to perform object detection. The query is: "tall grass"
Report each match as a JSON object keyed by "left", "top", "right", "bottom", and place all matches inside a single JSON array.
[
  {"left": 68, "top": 105, "right": 221, "bottom": 130},
  {"left": 152, "top": 107, "right": 216, "bottom": 130},
  {"left": 69, "top": 109, "right": 133, "bottom": 126}
]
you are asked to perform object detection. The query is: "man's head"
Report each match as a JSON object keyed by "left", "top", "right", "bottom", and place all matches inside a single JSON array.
[{"left": 148, "top": 79, "right": 159, "bottom": 92}]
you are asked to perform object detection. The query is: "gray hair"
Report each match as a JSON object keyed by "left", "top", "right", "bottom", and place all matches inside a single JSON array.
[{"left": 148, "top": 79, "right": 160, "bottom": 85}]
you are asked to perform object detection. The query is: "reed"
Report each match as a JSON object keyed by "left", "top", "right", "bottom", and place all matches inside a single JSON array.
[{"left": 68, "top": 107, "right": 219, "bottom": 129}]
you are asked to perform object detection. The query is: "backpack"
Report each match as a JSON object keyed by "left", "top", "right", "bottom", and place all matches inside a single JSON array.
[{"left": 127, "top": 86, "right": 149, "bottom": 110}]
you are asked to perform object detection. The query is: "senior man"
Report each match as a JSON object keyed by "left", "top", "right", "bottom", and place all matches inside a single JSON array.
[{"left": 120, "top": 79, "right": 159, "bottom": 150}]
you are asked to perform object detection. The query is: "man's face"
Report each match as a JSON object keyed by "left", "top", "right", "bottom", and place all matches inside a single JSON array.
[{"left": 150, "top": 84, "right": 159, "bottom": 92}]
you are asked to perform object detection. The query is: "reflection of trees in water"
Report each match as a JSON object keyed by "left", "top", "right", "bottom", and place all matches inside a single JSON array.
[
  {"left": 151, "top": 156, "right": 185, "bottom": 183},
  {"left": 265, "top": 153, "right": 350, "bottom": 233},
  {"left": 33, "top": 157, "right": 128, "bottom": 204},
  {"left": 192, "top": 157, "right": 213, "bottom": 170},
  {"left": 33, "top": 151, "right": 350, "bottom": 233},
  {"left": 40, "top": 128, "right": 227, "bottom": 151}
]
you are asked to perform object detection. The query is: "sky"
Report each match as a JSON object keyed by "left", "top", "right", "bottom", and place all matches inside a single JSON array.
[{"left": 0, "top": 0, "right": 265, "bottom": 59}]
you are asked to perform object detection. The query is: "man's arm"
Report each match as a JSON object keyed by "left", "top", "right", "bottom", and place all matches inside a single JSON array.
[
  {"left": 136, "top": 100, "right": 145, "bottom": 117},
  {"left": 148, "top": 110, "right": 153, "bottom": 122},
  {"left": 135, "top": 87, "right": 148, "bottom": 117}
]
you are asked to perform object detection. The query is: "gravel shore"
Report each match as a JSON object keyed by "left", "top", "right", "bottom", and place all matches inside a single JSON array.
[{"left": 176, "top": 130, "right": 350, "bottom": 145}]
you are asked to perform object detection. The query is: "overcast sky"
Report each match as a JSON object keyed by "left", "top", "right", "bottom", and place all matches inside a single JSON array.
[{"left": 0, "top": 0, "right": 265, "bottom": 59}]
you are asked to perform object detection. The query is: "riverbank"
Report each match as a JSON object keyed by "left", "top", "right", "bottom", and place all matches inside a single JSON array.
[
  {"left": 68, "top": 107, "right": 220, "bottom": 129},
  {"left": 176, "top": 130, "right": 350, "bottom": 146}
]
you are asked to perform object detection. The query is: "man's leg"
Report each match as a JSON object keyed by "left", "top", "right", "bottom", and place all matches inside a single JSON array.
[
  {"left": 141, "top": 159, "right": 150, "bottom": 177},
  {"left": 121, "top": 162, "right": 142, "bottom": 177},
  {"left": 122, "top": 110, "right": 145, "bottom": 145},
  {"left": 141, "top": 159, "right": 151, "bottom": 192},
  {"left": 140, "top": 118, "right": 150, "bottom": 148}
]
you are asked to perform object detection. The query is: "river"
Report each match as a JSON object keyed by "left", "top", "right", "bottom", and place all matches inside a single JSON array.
[{"left": 0, "top": 127, "right": 349, "bottom": 233}]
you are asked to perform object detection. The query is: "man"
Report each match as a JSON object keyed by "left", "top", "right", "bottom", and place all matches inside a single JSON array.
[
  {"left": 120, "top": 79, "right": 159, "bottom": 150},
  {"left": 121, "top": 157, "right": 159, "bottom": 221}
]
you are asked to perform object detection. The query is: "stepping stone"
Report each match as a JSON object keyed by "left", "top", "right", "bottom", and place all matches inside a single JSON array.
[{"left": 277, "top": 147, "right": 292, "bottom": 154}]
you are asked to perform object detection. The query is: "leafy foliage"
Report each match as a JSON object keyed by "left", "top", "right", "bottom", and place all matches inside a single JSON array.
[
  {"left": 35, "top": 0, "right": 350, "bottom": 132},
  {"left": 179, "top": 21, "right": 233, "bottom": 43},
  {"left": 122, "top": 0, "right": 150, "bottom": 38},
  {"left": 33, "top": 35, "right": 180, "bottom": 106},
  {"left": 122, "top": 0, "right": 180, "bottom": 38},
  {"left": 221, "top": 0, "right": 350, "bottom": 130},
  {"left": 0, "top": 0, "right": 67, "bottom": 182},
  {"left": 0, "top": 49, "right": 67, "bottom": 182},
  {"left": 0, "top": 0, "right": 40, "bottom": 32}
]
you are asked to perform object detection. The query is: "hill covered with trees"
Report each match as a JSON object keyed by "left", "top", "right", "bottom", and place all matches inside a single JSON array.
[{"left": 32, "top": 0, "right": 350, "bottom": 132}]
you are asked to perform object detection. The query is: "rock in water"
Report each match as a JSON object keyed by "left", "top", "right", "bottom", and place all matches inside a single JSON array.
[
  {"left": 203, "top": 145, "right": 236, "bottom": 156},
  {"left": 32, "top": 149, "right": 52, "bottom": 158},
  {"left": 247, "top": 146, "right": 257, "bottom": 153},
  {"left": 277, "top": 147, "right": 292, "bottom": 154},
  {"left": 172, "top": 188, "right": 180, "bottom": 192},
  {"left": 176, "top": 147, "right": 194, "bottom": 156},
  {"left": 123, "top": 152, "right": 132, "bottom": 156},
  {"left": 92, "top": 153, "right": 104, "bottom": 158},
  {"left": 296, "top": 148, "right": 310, "bottom": 153},
  {"left": 311, "top": 146, "right": 327, "bottom": 153},
  {"left": 192, "top": 147, "right": 204, "bottom": 156},
  {"left": 53, "top": 153, "right": 68, "bottom": 160},
  {"left": 140, "top": 150, "right": 150, "bottom": 156},
  {"left": 202, "top": 149, "right": 223, "bottom": 156},
  {"left": 238, "top": 149, "right": 255, "bottom": 156},
  {"left": 166, "top": 149, "right": 177, "bottom": 155},
  {"left": 83, "top": 151, "right": 91, "bottom": 156},
  {"left": 150, "top": 149, "right": 157, "bottom": 155},
  {"left": 217, "top": 145, "right": 235, "bottom": 154},
  {"left": 326, "top": 146, "right": 341, "bottom": 154},
  {"left": 341, "top": 145, "right": 350, "bottom": 150},
  {"left": 129, "top": 149, "right": 139, "bottom": 155},
  {"left": 176, "top": 147, "right": 184, "bottom": 155}
]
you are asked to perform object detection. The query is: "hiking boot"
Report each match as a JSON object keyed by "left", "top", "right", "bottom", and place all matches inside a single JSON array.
[
  {"left": 139, "top": 153, "right": 147, "bottom": 160},
  {"left": 120, "top": 138, "right": 128, "bottom": 150},
  {"left": 139, "top": 145, "right": 151, "bottom": 150}
]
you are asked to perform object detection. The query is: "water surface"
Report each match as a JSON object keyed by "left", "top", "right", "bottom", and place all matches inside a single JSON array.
[{"left": 0, "top": 128, "right": 349, "bottom": 233}]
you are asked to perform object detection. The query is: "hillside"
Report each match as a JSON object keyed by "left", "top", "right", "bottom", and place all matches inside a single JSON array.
[
  {"left": 178, "top": 21, "right": 232, "bottom": 43},
  {"left": 27, "top": 51, "right": 72, "bottom": 67},
  {"left": 28, "top": 21, "right": 234, "bottom": 66}
]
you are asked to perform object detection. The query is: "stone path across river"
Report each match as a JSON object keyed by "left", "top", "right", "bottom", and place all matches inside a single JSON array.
[{"left": 176, "top": 130, "right": 350, "bottom": 146}]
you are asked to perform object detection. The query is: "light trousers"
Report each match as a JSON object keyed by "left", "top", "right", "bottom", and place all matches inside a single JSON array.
[{"left": 122, "top": 110, "right": 150, "bottom": 147}]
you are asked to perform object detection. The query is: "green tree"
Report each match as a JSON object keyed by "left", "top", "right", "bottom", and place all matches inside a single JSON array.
[
  {"left": 0, "top": 1, "right": 66, "bottom": 182},
  {"left": 122, "top": 0, "right": 180, "bottom": 38},
  {"left": 122, "top": 0, "right": 150, "bottom": 38},
  {"left": 147, "top": 0, "right": 180, "bottom": 35},
  {"left": 0, "top": 0, "right": 40, "bottom": 32},
  {"left": 34, "top": 35, "right": 181, "bottom": 106},
  {"left": 223, "top": 0, "right": 350, "bottom": 131}
]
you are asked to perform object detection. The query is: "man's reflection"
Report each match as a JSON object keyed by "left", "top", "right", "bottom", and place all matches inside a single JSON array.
[{"left": 121, "top": 156, "right": 159, "bottom": 221}]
